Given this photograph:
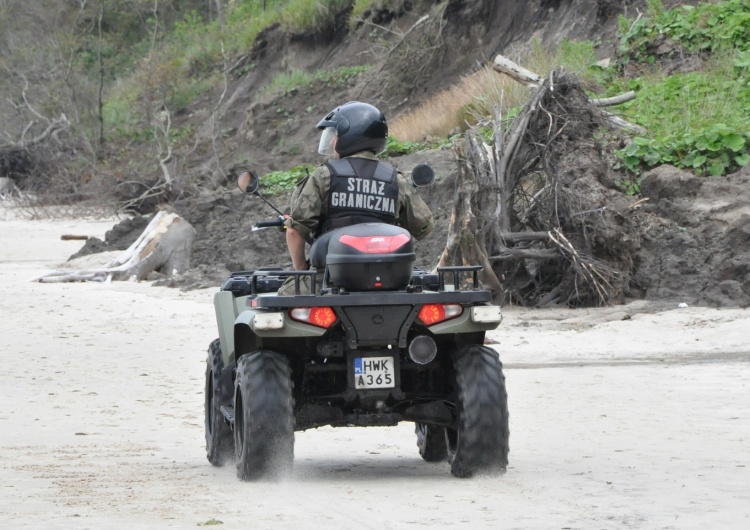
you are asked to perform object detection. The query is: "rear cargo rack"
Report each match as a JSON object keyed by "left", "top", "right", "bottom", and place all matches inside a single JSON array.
[
  {"left": 252, "top": 289, "right": 491, "bottom": 308},
  {"left": 437, "top": 265, "right": 482, "bottom": 291},
  {"left": 221, "top": 269, "right": 318, "bottom": 296},
  {"left": 240, "top": 265, "right": 492, "bottom": 308},
  {"left": 263, "top": 269, "right": 318, "bottom": 296}
]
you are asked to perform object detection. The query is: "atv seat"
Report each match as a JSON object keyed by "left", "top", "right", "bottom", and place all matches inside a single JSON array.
[{"left": 309, "top": 231, "right": 335, "bottom": 269}]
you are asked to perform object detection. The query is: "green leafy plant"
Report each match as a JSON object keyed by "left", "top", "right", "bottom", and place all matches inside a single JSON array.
[
  {"left": 382, "top": 136, "right": 426, "bottom": 157},
  {"left": 647, "top": 0, "right": 665, "bottom": 18},
  {"left": 616, "top": 124, "right": 750, "bottom": 177},
  {"left": 614, "top": 176, "right": 643, "bottom": 196},
  {"left": 261, "top": 165, "right": 314, "bottom": 195},
  {"left": 316, "top": 65, "right": 369, "bottom": 86}
]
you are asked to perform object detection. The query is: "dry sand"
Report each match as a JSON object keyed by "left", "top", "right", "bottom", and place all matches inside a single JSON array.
[{"left": 1, "top": 205, "right": 748, "bottom": 529}]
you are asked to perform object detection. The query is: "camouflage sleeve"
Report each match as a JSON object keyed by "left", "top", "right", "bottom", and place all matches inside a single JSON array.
[
  {"left": 396, "top": 173, "right": 434, "bottom": 241},
  {"left": 285, "top": 165, "right": 330, "bottom": 240}
]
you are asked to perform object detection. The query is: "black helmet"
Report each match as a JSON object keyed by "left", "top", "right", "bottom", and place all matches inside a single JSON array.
[{"left": 317, "top": 101, "right": 388, "bottom": 157}]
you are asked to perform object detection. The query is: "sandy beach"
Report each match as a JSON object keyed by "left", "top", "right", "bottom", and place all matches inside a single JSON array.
[{"left": 1, "top": 205, "right": 748, "bottom": 529}]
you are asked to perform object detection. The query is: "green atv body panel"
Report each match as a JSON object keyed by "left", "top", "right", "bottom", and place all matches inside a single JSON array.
[{"left": 214, "top": 291, "right": 327, "bottom": 366}]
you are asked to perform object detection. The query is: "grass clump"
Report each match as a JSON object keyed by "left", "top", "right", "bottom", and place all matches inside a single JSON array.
[
  {"left": 265, "top": 65, "right": 368, "bottom": 96},
  {"left": 277, "top": 0, "right": 353, "bottom": 33},
  {"left": 351, "top": 0, "right": 380, "bottom": 21},
  {"left": 389, "top": 38, "right": 600, "bottom": 143}
]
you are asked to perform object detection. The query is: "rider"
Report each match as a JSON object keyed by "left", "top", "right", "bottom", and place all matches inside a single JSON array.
[{"left": 284, "top": 101, "right": 434, "bottom": 273}]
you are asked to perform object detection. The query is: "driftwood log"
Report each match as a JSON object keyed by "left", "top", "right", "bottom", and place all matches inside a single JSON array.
[
  {"left": 440, "top": 58, "right": 642, "bottom": 307},
  {"left": 35, "top": 211, "right": 195, "bottom": 283},
  {"left": 0, "top": 177, "right": 19, "bottom": 199}
]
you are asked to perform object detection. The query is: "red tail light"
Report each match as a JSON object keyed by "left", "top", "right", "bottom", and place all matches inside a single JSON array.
[
  {"left": 338, "top": 233, "right": 411, "bottom": 254},
  {"left": 290, "top": 307, "right": 337, "bottom": 328},
  {"left": 417, "top": 304, "right": 463, "bottom": 325}
]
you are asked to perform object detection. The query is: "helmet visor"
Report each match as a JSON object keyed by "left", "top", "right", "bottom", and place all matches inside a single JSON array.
[{"left": 318, "top": 127, "right": 337, "bottom": 157}]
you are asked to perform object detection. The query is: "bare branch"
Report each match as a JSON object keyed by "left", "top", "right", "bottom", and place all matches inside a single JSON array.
[
  {"left": 492, "top": 54, "right": 646, "bottom": 134},
  {"left": 19, "top": 73, "right": 50, "bottom": 124},
  {"left": 600, "top": 110, "right": 647, "bottom": 134},
  {"left": 358, "top": 14, "right": 430, "bottom": 97},
  {"left": 211, "top": 41, "right": 230, "bottom": 178},
  {"left": 492, "top": 55, "right": 542, "bottom": 88},
  {"left": 591, "top": 91, "right": 636, "bottom": 107}
]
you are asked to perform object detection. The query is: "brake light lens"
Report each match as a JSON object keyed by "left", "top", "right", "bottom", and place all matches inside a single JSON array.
[
  {"left": 338, "top": 233, "right": 411, "bottom": 254},
  {"left": 290, "top": 307, "right": 337, "bottom": 328},
  {"left": 417, "top": 304, "right": 463, "bottom": 325}
]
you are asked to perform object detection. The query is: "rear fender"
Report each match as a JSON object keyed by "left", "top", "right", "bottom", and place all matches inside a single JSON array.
[
  {"left": 233, "top": 309, "right": 328, "bottom": 359},
  {"left": 214, "top": 290, "right": 238, "bottom": 366}
]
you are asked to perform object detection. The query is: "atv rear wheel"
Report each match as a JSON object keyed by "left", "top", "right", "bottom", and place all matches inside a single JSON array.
[
  {"left": 234, "top": 350, "right": 295, "bottom": 481},
  {"left": 415, "top": 423, "right": 447, "bottom": 462},
  {"left": 205, "top": 339, "right": 233, "bottom": 466},
  {"left": 446, "top": 345, "right": 509, "bottom": 478}
]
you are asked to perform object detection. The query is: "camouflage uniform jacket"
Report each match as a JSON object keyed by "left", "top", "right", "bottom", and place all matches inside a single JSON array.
[{"left": 285, "top": 151, "right": 434, "bottom": 242}]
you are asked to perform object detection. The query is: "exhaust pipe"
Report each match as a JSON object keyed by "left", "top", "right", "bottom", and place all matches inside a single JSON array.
[{"left": 408, "top": 335, "right": 437, "bottom": 365}]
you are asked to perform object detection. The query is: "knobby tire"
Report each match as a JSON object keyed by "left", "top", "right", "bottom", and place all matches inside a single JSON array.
[
  {"left": 234, "top": 350, "right": 295, "bottom": 481},
  {"left": 447, "top": 345, "right": 510, "bottom": 478}
]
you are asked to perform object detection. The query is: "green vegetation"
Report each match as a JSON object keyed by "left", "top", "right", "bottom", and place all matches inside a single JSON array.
[
  {"left": 618, "top": 125, "right": 750, "bottom": 178},
  {"left": 382, "top": 137, "right": 427, "bottom": 157},
  {"left": 351, "top": 0, "right": 379, "bottom": 20},
  {"left": 261, "top": 165, "right": 315, "bottom": 195},
  {"left": 97, "top": 0, "right": 370, "bottom": 138},
  {"left": 277, "top": 0, "right": 351, "bottom": 33},
  {"left": 197, "top": 519, "right": 223, "bottom": 527},
  {"left": 6, "top": 0, "right": 750, "bottom": 200},
  {"left": 265, "top": 65, "right": 369, "bottom": 96},
  {"left": 610, "top": 0, "right": 750, "bottom": 179},
  {"left": 619, "top": 0, "right": 750, "bottom": 60}
]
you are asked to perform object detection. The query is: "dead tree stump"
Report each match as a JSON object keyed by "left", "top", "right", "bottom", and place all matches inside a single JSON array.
[
  {"left": 439, "top": 63, "right": 643, "bottom": 307},
  {"left": 35, "top": 211, "right": 195, "bottom": 283}
]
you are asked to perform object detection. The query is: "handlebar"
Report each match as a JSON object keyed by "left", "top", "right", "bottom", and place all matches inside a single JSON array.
[{"left": 253, "top": 215, "right": 286, "bottom": 231}]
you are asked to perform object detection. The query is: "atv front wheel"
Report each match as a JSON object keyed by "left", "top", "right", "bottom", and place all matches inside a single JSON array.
[
  {"left": 446, "top": 345, "right": 509, "bottom": 478},
  {"left": 234, "top": 350, "right": 295, "bottom": 481},
  {"left": 205, "top": 339, "right": 233, "bottom": 466},
  {"left": 415, "top": 423, "right": 447, "bottom": 462}
]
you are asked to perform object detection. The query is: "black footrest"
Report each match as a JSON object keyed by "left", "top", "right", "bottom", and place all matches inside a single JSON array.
[{"left": 220, "top": 405, "right": 234, "bottom": 427}]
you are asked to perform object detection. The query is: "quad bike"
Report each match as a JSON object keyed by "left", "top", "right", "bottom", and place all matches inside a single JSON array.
[{"left": 205, "top": 166, "right": 509, "bottom": 480}]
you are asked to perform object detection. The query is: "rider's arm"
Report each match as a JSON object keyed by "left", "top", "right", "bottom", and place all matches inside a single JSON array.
[
  {"left": 283, "top": 166, "right": 330, "bottom": 269},
  {"left": 397, "top": 174, "right": 434, "bottom": 241},
  {"left": 286, "top": 226, "right": 308, "bottom": 270},
  {"left": 285, "top": 166, "right": 329, "bottom": 241}
]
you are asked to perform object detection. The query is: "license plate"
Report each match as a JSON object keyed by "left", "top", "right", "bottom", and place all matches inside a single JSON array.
[{"left": 353, "top": 356, "right": 395, "bottom": 389}]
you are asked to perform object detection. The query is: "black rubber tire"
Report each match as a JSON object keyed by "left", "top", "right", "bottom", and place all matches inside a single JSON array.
[
  {"left": 446, "top": 345, "right": 510, "bottom": 478},
  {"left": 415, "top": 423, "right": 448, "bottom": 462},
  {"left": 205, "top": 339, "right": 233, "bottom": 466},
  {"left": 234, "top": 350, "right": 295, "bottom": 481}
]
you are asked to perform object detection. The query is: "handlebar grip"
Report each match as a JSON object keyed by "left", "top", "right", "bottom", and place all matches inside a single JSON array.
[{"left": 255, "top": 215, "right": 285, "bottom": 229}]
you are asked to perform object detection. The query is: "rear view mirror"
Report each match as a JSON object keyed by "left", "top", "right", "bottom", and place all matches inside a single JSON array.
[
  {"left": 237, "top": 171, "right": 259, "bottom": 194},
  {"left": 411, "top": 164, "right": 435, "bottom": 187}
]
